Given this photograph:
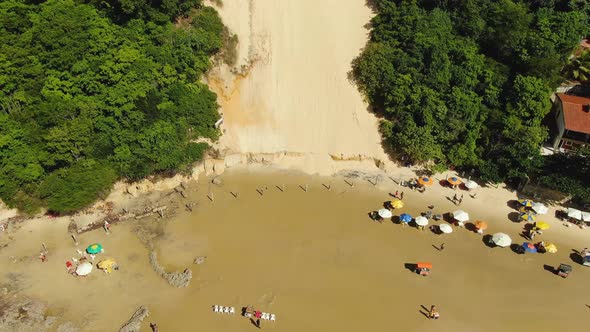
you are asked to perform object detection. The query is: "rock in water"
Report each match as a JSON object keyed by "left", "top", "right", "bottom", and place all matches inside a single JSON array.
[
  {"left": 194, "top": 256, "right": 206, "bottom": 265},
  {"left": 119, "top": 306, "right": 149, "bottom": 332}
]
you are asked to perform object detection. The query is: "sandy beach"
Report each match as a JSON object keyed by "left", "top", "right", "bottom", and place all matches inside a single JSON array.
[{"left": 1, "top": 168, "right": 589, "bottom": 331}]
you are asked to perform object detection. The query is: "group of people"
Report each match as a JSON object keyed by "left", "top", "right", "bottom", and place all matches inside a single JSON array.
[{"left": 451, "top": 194, "right": 464, "bottom": 206}]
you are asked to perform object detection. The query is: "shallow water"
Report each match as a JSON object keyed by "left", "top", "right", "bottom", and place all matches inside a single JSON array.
[{"left": 1, "top": 169, "right": 588, "bottom": 331}]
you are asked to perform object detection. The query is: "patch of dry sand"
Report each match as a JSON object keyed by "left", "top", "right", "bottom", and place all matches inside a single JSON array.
[{"left": 207, "top": 0, "right": 386, "bottom": 163}]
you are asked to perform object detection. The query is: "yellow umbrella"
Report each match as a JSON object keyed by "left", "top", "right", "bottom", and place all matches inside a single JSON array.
[
  {"left": 520, "top": 213, "right": 537, "bottom": 222},
  {"left": 544, "top": 243, "right": 557, "bottom": 253},
  {"left": 475, "top": 220, "right": 488, "bottom": 230},
  {"left": 518, "top": 199, "right": 534, "bottom": 208},
  {"left": 98, "top": 258, "right": 118, "bottom": 273},
  {"left": 390, "top": 199, "right": 404, "bottom": 209},
  {"left": 535, "top": 221, "right": 550, "bottom": 230}
]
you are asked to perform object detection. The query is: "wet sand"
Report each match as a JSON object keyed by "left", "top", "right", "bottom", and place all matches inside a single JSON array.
[{"left": 1, "top": 169, "right": 589, "bottom": 331}]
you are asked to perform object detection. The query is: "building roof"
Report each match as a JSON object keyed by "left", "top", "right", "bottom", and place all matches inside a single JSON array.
[{"left": 557, "top": 94, "right": 590, "bottom": 134}]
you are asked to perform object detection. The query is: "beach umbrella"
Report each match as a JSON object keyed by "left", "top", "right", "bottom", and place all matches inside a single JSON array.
[
  {"left": 76, "top": 262, "right": 93, "bottom": 276},
  {"left": 86, "top": 243, "right": 103, "bottom": 254},
  {"left": 452, "top": 210, "right": 469, "bottom": 222},
  {"left": 567, "top": 208, "right": 582, "bottom": 220},
  {"left": 417, "top": 176, "right": 434, "bottom": 186},
  {"left": 399, "top": 213, "right": 412, "bottom": 223},
  {"left": 535, "top": 221, "right": 550, "bottom": 230},
  {"left": 531, "top": 203, "right": 548, "bottom": 215},
  {"left": 491, "top": 233, "right": 512, "bottom": 247},
  {"left": 98, "top": 258, "right": 118, "bottom": 273},
  {"left": 465, "top": 180, "right": 478, "bottom": 190},
  {"left": 415, "top": 216, "right": 429, "bottom": 226},
  {"left": 438, "top": 224, "right": 453, "bottom": 234},
  {"left": 581, "top": 211, "right": 590, "bottom": 222},
  {"left": 522, "top": 242, "right": 537, "bottom": 253},
  {"left": 390, "top": 199, "right": 404, "bottom": 209},
  {"left": 475, "top": 220, "right": 488, "bottom": 230},
  {"left": 519, "top": 212, "right": 537, "bottom": 222},
  {"left": 518, "top": 199, "right": 534, "bottom": 208},
  {"left": 378, "top": 208, "right": 393, "bottom": 219},
  {"left": 544, "top": 243, "right": 558, "bottom": 253},
  {"left": 447, "top": 177, "right": 462, "bottom": 186}
]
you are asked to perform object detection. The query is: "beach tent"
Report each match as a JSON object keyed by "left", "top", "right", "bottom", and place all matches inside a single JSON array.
[
  {"left": 399, "top": 213, "right": 412, "bottom": 223},
  {"left": 86, "top": 243, "right": 103, "bottom": 254},
  {"left": 452, "top": 210, "right": 469, "bottom": 222},
  {"left": 531, "top": 203, "right": 548, "bottom": 215},
  {"left": 518, "top": 199, "right": 534, "bottom": 208},
  {"left": 519, "top": 212, "right": 537, "bottom": 222},
  {"left": 535, "top": 221, "right": 550, "bottom": 230},
  {"left": 582, "top": 211, "right": 590, "bottom": 222},
  {"left": 378, "top": 209, "right": 393, "bottom": 219},
  {"left": 475, "top": 220, "right": 488, "bottom": 230},
  {"left": 438, "top": 224, "right": 453, "bottom": 234},
  {"left": 417, "top": 176, "right": 434, "bottom": 186},
  {"left": 76, "top": 262, "right": 93, "bottom": 276},
  {"left": 390, "top": 199, "right": 404, "bottom": 209},
  {"left": 544, "top": 243, "right": 558, "bottom": 253},
  {"left": 567, "top": 208, "right": 582, "bottom": 220},
  {"left": 447, "top": 177, "right": 462, "bottom": 186},
  {"left": 464, "top": 180, "right": 478, "bottom": 190},
  {"left": 491, "top": 233, "right": 512, "bottom": 247},
  {"left": 98, "top": 258, "right": 118, "bottom": 273},
  {"left": 415, "top": 216, "right": 429, "bottom": 226},
  {"left": 522, "top": 242, "right": 537, "bottom": 253}
]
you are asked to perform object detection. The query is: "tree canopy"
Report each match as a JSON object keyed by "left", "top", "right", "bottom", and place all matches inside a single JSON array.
[
  {"left": 0, "top": 0, "right": 222, "bottom": 213},
  {"left": 354, "top": 0, "right": 590, "bottom": 184}
]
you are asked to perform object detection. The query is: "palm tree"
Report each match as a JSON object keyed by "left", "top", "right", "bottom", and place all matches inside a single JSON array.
[{"left": 562, "top": 50, "right": 590, "bottom": 84}]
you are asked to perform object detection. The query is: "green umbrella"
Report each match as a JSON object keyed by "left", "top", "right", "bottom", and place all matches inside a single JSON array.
[{"left": 86, "top": 243, "right": 103, "bottom": 254}]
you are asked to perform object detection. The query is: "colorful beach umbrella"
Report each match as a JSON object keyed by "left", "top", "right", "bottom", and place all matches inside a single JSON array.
[
  {"left": 464, "top": 180, "right": 478, "bottom": 190},
  {"left": 438, "top": 224, "right": 453, "bottom": 234},
  {"left": 98, "top": 258, "right": 118, "bottom": 273},
  {"left": 86, "top": 243, "right": 103, "bottom": 254},
  {"left": 520, "top": 212, "right": 537, "bottom": 222},
  {"left": 76, "top": 262, "right": 93, "bottom": 276},
  {"left": 399, "top": 213, "right": 412, "bottom": 223},
  {"left": 390, "top": 199, "right": 404, "bottom": 209},
  {"left": 491, "top": 233, "right": 512, "bottom": 247},
  {"left": 518, "top": 199, "right": 534, "bottom": 208},
  {"left": 475, "top": 220, "right": 488, "bottom": 230},
  {"left": 452, "top": 210, "right": 469, "bottom": 222},
  {"left": 378, "top": 208, "right": 393, "bottom": 219},
  {"left": 522, "top": 242, "right": 537, "bottom": 253},
  {"left": 531, "top": 202, "right": 548, "bottom": 215},
  {"left": 415, "top": 216, "right": 429, "bottom": 226},
  {"left": 447, "top": 177, "right": 462, "bottom": 186},
  {"left": 544, "top": 242, "right": 557, "bottom": 253},
  {"left": 567, "top": 208, "right": 582, "bottom": 220},
  {"left": 417, "top": 176, "right": 434, "bottom": 186},
  {"left": 535, "top": 221, "right": 550, "bottom": 230}
]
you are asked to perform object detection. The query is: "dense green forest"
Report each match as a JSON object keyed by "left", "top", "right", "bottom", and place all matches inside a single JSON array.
[
  {"left": 354, "top": 0, "right": 590, "bottom": 204},
  {"left": 0, "top": 0, "right": 223, "bottom": 213}
]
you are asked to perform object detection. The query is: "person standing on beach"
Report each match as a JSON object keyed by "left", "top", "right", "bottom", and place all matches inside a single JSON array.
[
  {"left": 394, "top": 190, "right": 399, "bottom": 198},
  {"left": 39, "top": 252, "right": 47, "bottom": 262},
  {"left": 150, "top": 323, "right": 158, "bottom": 332},
  {"left": 401, "top": 191, "right": 404, "bottom": 200},
  {"left": 429, "top": 305, "right": 439, "bottom": 319},
  {"left": 440, "top": 243, "right": 445, "bottom": 251},
  {"left": 104, "top": 220, "right": 111, "bottom": 234}
]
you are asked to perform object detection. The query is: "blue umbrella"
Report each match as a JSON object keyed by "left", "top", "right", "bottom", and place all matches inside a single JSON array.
[
  {"left": 522, "top": 242, "right": 537, "bottom": 253},
  {"left": 399, "top": 213, "right": 412, "bottom": 223}
]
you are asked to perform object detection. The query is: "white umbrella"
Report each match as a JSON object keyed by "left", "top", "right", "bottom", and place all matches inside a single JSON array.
[
  {"left": 452, "top": 210, "right": 469, "bottom": 222},
  {"left": 439, "top": 224, "right": 453, "bottom": 234},
  {"left": 567, "top": 208, "right": 582, "bottom": 220},
  {"left": 415, "top": 216, "right": 429, "bottom": 226},
  {"left": 378, "top": 208, "right": 393, "bottom": 219},
  {"left": 491, "top": 233, "right": 512, "bottom": 247},
  {"left": 531, "top": 203, "right": 548, "bottom": 215},
  {"left": 464, "top": 180, "right": 478, "bottom": 190},
  {"left": 76, "top": 262, "right": 93, "bottom": 276},
  {"left": 582, "top": 212, "right": 590, "bottom": 222}
]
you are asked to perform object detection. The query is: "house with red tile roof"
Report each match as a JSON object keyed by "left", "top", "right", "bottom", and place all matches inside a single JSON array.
[{"left": 552, "top": 93, "right": 590, "bottom": 150}]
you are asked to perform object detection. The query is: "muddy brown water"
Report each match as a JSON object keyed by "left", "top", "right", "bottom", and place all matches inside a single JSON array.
[{"left": 0, "top": 169, "right": 587, "bottom": 331}]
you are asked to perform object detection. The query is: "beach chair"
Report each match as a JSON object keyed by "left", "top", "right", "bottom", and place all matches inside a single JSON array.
[
  {"left": 223, "top": 307, "right": 230, "bottom": 314},
  {"left": 229, "top": 307, "right": 235, "bottom": 314},
  {"left": 270, "top": 314, "right": 276, "bottom": 321},
  {"left": 213, "top": 305, "right": 219, "bottom": 313}
]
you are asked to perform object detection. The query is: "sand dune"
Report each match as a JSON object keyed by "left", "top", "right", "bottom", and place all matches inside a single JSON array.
[{"left": 208, "top": 0, "right": 385, "bottom": 160}]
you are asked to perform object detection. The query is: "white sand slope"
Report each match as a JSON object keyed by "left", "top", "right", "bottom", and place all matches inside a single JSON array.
[{"left": 207, "top": 0, "right": 385, "bottom": 160}]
